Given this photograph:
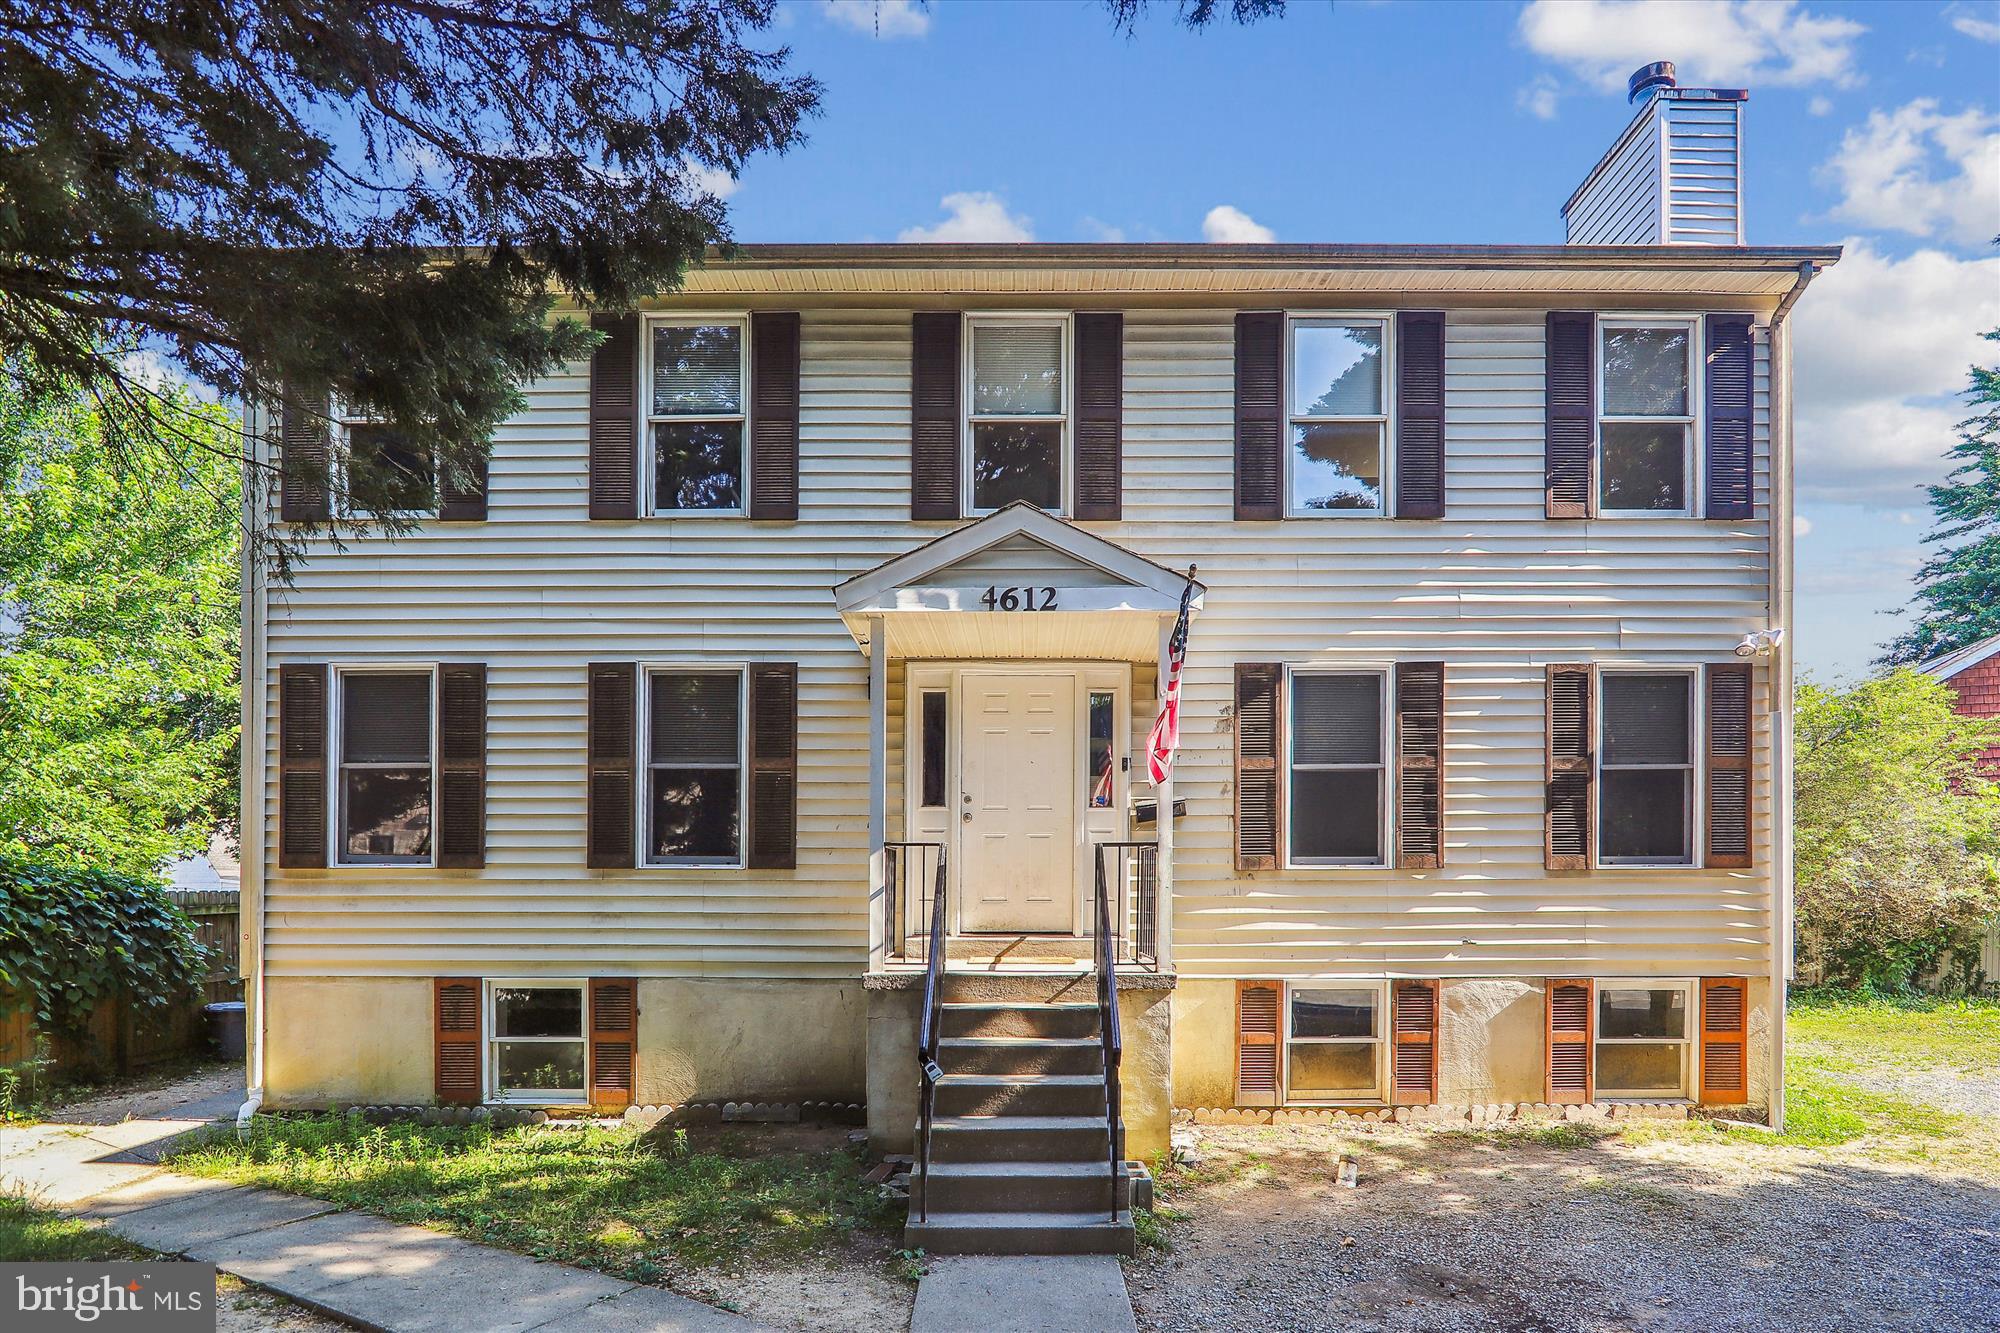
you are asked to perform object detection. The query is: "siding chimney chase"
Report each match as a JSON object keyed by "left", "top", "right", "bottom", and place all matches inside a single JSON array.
[{"left": 1563, "top": 61, "right": 1747, "bottom": 246}]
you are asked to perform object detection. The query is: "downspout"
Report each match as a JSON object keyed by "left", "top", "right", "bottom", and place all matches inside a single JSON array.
[
  {"left": 237, "top": 396, "right": 268, "bottom": 1134},
  {"left": 1765, "top": 259, "right": 1817, "bottom": 1131}
]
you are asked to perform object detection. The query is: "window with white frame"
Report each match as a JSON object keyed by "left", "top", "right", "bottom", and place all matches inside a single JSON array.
[
  {"left": 1287, "top": 671, "right": 1387, "bottom": 866},
  {"left": 648, "top": 319, "right": 745, "bottom": 513},
  {"left": 336, "top": 669, "right": 433, "bottom": 865},
  {"left": 339, "top": 410, "right": 435, "bottom": 516},
  {"left": 1289, "top": 318, "right": 1388, "bottom": 515},
  {"left": 489, "top": 982, "right": 587, "bottom": 1102},
  {"left": 1598, "top": 321, "right": 1695, "bottom": 514},
  {"left": 1286, "top": 985, "right": 1384, "bottom": 1101},
  {"left": 1598, "top": 671, "right": 1696, "bottom": 865},
  {"left": 919, "top": 690, "right": 948, "bottom": 810},
  {"left": 967, "top": 317, "right": 1066, "bottom": 513},
  {"left": 646, "top": 668, "right": 744, "bottom": 865},
  {"left": 1594, "top": 981, "right": 1692, "bottom": 1098}
]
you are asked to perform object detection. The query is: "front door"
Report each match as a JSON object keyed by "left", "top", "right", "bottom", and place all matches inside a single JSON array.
[{"left": 959, "top": 672, "right": 1076, "bottom": 933}]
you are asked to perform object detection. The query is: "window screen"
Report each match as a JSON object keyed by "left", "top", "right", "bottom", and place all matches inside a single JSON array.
[
  {"left": 1600, "top": 673, "right": 1694, "bottom": 864},
  {"left": 338, "top": 672, "right": 432, "bottom": 864},
  {"left": 1288, "top": 673, "right": 1385, "bottom": 863},
  {"left": 647, "top": 670, "right": 742, "bottom": 863}
]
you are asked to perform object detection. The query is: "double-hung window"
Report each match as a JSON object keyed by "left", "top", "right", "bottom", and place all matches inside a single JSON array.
[
  {"left": 1598, "top": 320, "right": 1695, "bottom": 515},
  {"left": 967, "top": 317, "right": 1067, "bottom": 513},
  {"left": 1286, "top": 985, "right": 1384, "bottom": 1101},
  {"left": 489, "top": 982, "right": 587, "bottom": 1102},
  {"left": 1598, "top": 671, "right": 1696, "bottom": 866},
  {"left": 1287, "top": 670, "right": 1388, "bottom": 866},
  {"left": 336, "top": 669, "right": 435, "bottom": 865},
  {"left": 340, "top": 410, "right": 435, "bottom": 517},
  {"left": 648, "top": 319, "right": 746, "bottom": 513},
  {"left": 1594, "top": 981, "right": 1693, "bottom": 1098},
  {"left": 646, "top": 667, "right": 745, "bottom": 866},
  {"left": 1288, "top": 318, "right": 1388, "bottom": 516}
]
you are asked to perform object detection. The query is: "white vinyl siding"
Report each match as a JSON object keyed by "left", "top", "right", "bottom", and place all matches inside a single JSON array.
[
  {"left": 254, "top": 303, "right": 1776, "bottom": 982},
  {"left": 1565, "top": 96, "right": 1743, "bottom": 247}
]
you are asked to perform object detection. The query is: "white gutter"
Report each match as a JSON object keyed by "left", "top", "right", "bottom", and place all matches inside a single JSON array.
[
  {"left": 1765, "top": 259, "right": 1817, "bottom": 1131},
  {"left": 237, "top": 396, "right": 268, "bottom": 1134}
]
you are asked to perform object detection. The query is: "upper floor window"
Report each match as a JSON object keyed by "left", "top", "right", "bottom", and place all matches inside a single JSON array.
[
  {"left": 336, "top": 668, "right": 433, "bottom": 865},
  {"left": 646, "top": 667, "right": 744, "bottom": 866},
  {"left": 1598, "top": 670, "right": 1695, "bottom": 866},
  {"left": 967, "top": 316, "right": 1067, "bottom": 514},
  {"left": 1289, "top": 318, "right": 1388, "bottom": 516},
  {"left": 339, "top": 410, "right": 434, "bottom": 518},
  {"left": 648, "top": 319, "right": 745, "bottom": 514},
  {"left": 1287, "top": 669, "right": 1388, "bottom": 867},
  {"left": 1599, "top": 321, "right": 1694, "bottom": 515}
]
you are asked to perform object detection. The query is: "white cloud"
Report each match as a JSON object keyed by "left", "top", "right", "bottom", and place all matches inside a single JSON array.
[
  {"left": 681, "top": 162, "right": 739, "bottom": 201},
  {"left": 898, "top": 192, "right": 1033, "bottom": 243},
  {"left": 1517, "top": 75, "right": 1562, "bottom": 120},
  {"left": 1948, "top": 4, "right": 2000, "bottom": 43},
  {"left": 1518, "top": 0, "right": 1865, "bottom": 91},
  {"left": 1808, "top": 94, "right": 1833, "bottom": 116},
  {"left": 821, "top": 0, "right": 929, "bottom": 38},
  {"left": 1794, "top": 515, "right": 1813, "bottom": 537},
  {"left": 1201, "top": 205, "right": 1275, "bottom": 244},
  {"left": 1792, "top": 239, "right": 2000, "bottom": 505},
  {"left": 1820, "top": 99, "right": 2000, "bottom": 247},
  {"left": 1080, "top": 217, "right": 1128, "bottom": 243}
]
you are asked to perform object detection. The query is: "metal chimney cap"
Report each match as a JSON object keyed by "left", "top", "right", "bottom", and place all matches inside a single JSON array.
[{"left": 1628, "top": 61, "right": 1677, "bottom": 104}]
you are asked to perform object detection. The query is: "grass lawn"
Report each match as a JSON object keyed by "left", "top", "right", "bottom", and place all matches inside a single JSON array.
[
  {"left": 167, "top": 1117, "right": 901, "bottom": 1282},
  {"left": 0, "top": 1194, "right": 153, "bottom": 1262}
]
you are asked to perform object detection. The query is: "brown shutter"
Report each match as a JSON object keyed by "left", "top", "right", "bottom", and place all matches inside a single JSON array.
[
  {"left": 1698, "top": 977, "right": 1748, "bottom": 1105},
  {"left": 1705, "top": 662, "right": 1753, "bottom": 869},
  {"left": 1545, "top": 664, "right": 1595, "bottom": 871},
  {"left": 1703, "top": 314, "right": 1755, "bottom": 520},
  {"left": 910, "top": 312, "right": 962, "bottom": 521},
  {"left": 438, "top": 449, "right": 488, "bottom": 521},
  {"left": 436, "top": 663, "right": 487, "bottom": 869},
  {"left": 1234, "top": 313, "right": 1284, "bottom": 521},
  {"left": 589, "top": 313, "right": 640, "bottom": 520},
  {"left": 434, "top": 977, "right": 481, "bottom": 1106},
  {"left": 1395, "top": 662, "right": 1445, "bottom": 869},
  {"left": 586, "top": 663, "right": 636, "bottom": 869},
  {"left": 1545, "top": 312, "right": 1594, "bottom": 519},
  {"left": 278, "top": 663, "right": 329, "bottom": 869},
  {"left": 747, "top": 663, "right": 799, "bottom": 870},
  {"left": 1390, "top": 979, "right": 1439, "bottom": 1106},
  {"left": 1073, "top": 312, "right": 1124, "bottom": 520},
  {"left": 1394, "top": 311, "right": 1446, "bottom": 519},
  {"left": 750, "top": 311, "right": 801, "bottom": 520},
  {"left": 588, "top": 977, "right": 638, "bottom": 1110},
  {"left": 1234, "top": 663, "right": 1283, "bottom": 870},
  {"left": 279, "top": 389, "right": 332, "bottom": 523},
  {"left": 1235, "top": 981, "right": 1280, "bottom": 1106},
  {"left": 1545, "top": 978, "right": 1594, "bottom": 1105}
]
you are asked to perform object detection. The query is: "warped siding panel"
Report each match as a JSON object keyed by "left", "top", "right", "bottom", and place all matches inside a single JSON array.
[{"left": 258, "top": 304, "right": 1776, "bottom": 980}]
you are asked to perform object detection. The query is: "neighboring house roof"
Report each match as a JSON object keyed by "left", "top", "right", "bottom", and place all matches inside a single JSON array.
[
  {"left": 1919, "top": 633, "right": 2000, "bottom": 682},
  {"left": 165, "top": 834, "right": 241, "bottom": 892}
]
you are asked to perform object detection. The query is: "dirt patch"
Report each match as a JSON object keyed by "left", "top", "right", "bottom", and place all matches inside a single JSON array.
[
  {"left": 677, "top": 1237, "right": 915, "bottom": 1333},
  {"left": 1126, "top": 1121, "right": 2000, "bottom": 1333},
  {"left": 36, "top": 1063, "right": 242, "bottom": 1127},
  {"left": 215, "top": 1274, "right": 353, "bottom": 1332}
]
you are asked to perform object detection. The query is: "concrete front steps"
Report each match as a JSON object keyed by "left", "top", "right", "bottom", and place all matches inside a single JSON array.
[{"left": 904, "top": 993, "right": 1135, "bottom": 1257}]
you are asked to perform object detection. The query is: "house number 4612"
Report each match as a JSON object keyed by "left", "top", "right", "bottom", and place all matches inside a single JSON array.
[{"left": 981, "top": 585, "right": 1058, "bottom": 611}]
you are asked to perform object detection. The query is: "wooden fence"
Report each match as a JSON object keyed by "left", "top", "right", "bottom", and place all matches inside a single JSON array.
[{"left": 1, "top": 888, "right": 242, "bottom": 1078}]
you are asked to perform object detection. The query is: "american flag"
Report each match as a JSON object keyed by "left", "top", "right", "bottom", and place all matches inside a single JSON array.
[{"left": 1146, "top": 568, "right": 1197, "bottom": 787}]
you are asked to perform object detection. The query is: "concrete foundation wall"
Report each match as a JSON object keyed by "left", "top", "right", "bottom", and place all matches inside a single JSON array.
[
  {"left": 1169, "top": 978, "right": 1237, "bottom": 1109},
  {"left": 1439, "top": 979, "right": 1548, "bottom": 1105},
  {"left": 265, "top": 977, "right": 434, "bottom": 1107}
]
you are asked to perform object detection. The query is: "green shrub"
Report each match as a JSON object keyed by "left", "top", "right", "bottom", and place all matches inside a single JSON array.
[{"left": 0, "top": 857, "right": 208, "bottom": 1037}]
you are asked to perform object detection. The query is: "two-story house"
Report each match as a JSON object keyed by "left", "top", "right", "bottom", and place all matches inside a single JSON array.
[{"left": 239, "top": 63, "right": 1837, "bottom": 1255}]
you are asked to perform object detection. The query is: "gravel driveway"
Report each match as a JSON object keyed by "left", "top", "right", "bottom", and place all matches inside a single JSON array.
[{"left": 1126, "top": 1120, "right": 2000, "bottom": 1333}]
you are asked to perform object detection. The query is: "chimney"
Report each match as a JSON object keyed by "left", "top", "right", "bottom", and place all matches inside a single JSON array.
[{"left": 1562, "top": 62, "right": 1747, "bottom": 246}]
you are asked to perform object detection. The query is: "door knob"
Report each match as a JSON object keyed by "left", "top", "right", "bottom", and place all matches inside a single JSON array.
[{"left": 962, "top": 811, "right": 972, "bottom": 823}]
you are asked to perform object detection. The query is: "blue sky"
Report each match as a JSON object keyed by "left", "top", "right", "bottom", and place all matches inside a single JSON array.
[{"left": 715, "top": 0, "right": 2000, "bottom": 679}]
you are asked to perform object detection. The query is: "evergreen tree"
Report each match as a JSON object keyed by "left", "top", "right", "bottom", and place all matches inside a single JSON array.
[{"left": 1881, "top": 325, "right": 2000, "bottom": 666}]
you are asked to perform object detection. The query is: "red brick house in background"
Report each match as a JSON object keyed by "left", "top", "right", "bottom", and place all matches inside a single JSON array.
[{"left": 1921, "top": 634, "right": 2000, "bottom": 777}]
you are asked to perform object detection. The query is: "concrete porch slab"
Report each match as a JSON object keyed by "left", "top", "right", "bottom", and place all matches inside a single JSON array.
[{"left": 911, "top": 1255, "right": 1138, "bottom": 1333}]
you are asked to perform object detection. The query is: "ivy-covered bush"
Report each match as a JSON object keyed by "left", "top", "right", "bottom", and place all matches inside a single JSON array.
[{"left": 0, "top": 858, "right": 209, "bottom": 1037}]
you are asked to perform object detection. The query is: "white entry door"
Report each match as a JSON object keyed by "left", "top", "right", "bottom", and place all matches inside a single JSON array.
[{"left": 959, "top": 672, "right": 1077, "bottom": 933}]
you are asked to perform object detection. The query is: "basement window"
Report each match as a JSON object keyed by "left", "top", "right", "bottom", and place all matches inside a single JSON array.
[
  {"left": 489, "top": 982, "right": 586, "bottom": 1103},
  {"left": 1594, "top": 981, "right": 1692, "bottom": 1098},
  {"left": 1286, "top": 985, "right": 1384, "bottom": 1102}
]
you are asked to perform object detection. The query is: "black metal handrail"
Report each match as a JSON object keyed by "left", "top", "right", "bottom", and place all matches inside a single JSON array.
[
  {"left": 1092, "top": 841, "right": 1160, "bottom": 968},
  {"left": 913, "top": 845, "right": 948, "bottom": 1223},
  {"left": 1092, "top": 846, "right": 1124, "bottom": 1223},
  {"left": 882, "top": 841, "right": 945, "bottom": 962}
]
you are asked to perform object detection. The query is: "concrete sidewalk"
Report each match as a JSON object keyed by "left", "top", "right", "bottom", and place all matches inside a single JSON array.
[
  {"left": 1, "top": 1076, "right": 769, "bottom": 1333},
  {"left": 911, "top": 1255, "right": 1138, "bottom": 1333}
]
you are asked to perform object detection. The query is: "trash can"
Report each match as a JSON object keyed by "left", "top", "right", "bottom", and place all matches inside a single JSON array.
[{"left": 204, "top": 1001, "right": 247, "bottom": 1060}]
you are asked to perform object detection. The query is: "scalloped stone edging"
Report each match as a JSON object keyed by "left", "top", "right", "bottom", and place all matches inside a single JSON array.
[{"left": 1171, "top": 1100, "right": 1693, "bottom": 1127}]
